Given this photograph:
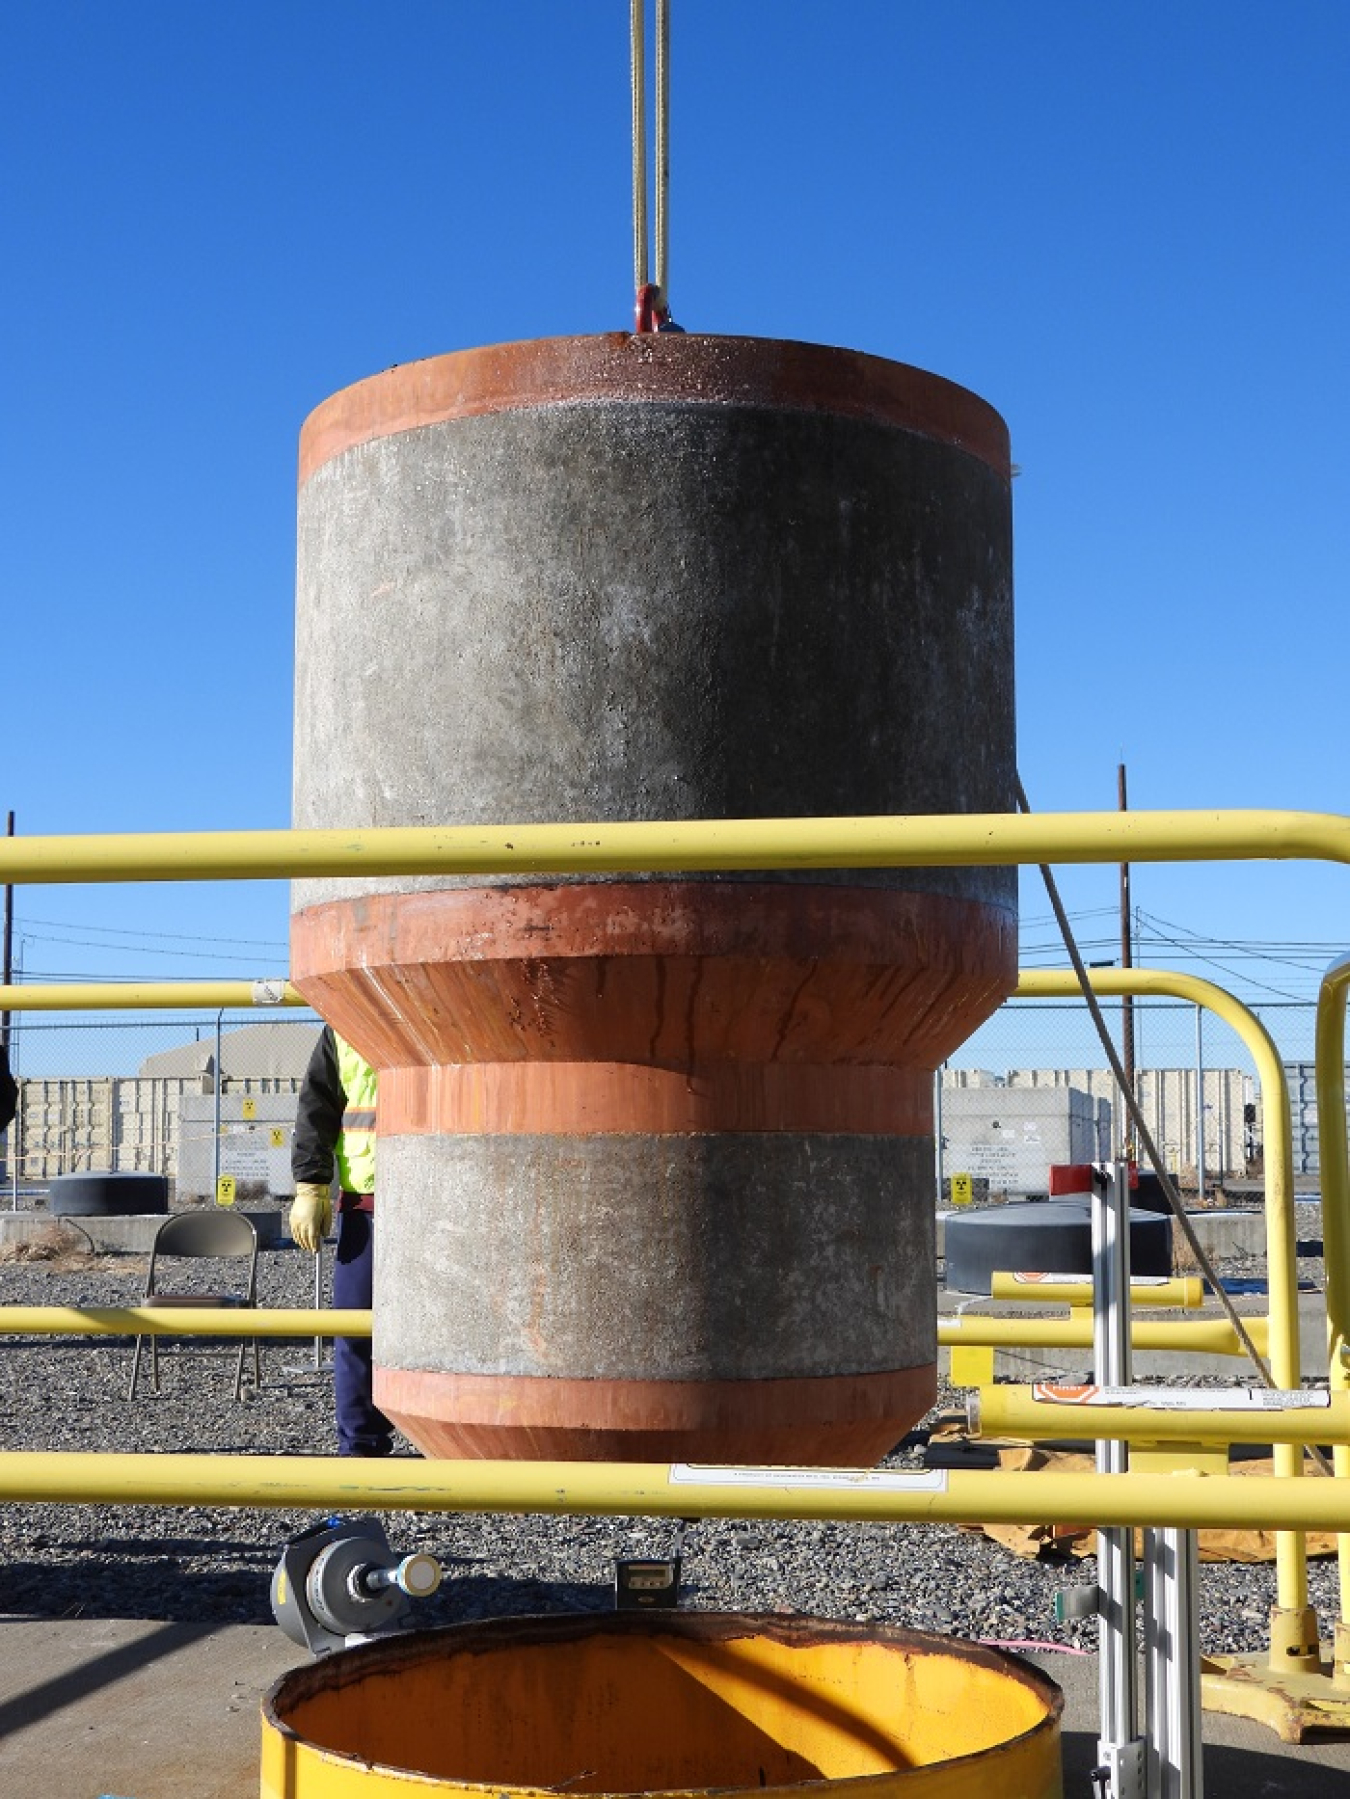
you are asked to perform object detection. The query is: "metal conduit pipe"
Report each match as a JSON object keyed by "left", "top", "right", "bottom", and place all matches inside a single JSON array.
[
  {"left": 0, "top": 808, "right": 1349, "bottom": 886},
  {"left": 0, "top": 1453, "right": 1346, "bottom": 1533}
]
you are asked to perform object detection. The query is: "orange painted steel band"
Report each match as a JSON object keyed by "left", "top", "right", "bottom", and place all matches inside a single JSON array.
[
  {"left": 377, "top": 1061, "right": 932, "bottom": 1135},
  {"left": 376, "top": 1360, "right": 936, "bottom": 1446},
  {"left": 290, "top": 884, "right": 1016, "bottom": 1074},
  {"left": 291, "top": 879, "right": 1016, "bottom": 967},
  {"left": 298, "top": 334, "right": 1013, "bottom": 488}
]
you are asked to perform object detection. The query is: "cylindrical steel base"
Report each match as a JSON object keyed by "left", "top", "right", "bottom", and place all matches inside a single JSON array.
[{"left": 261, "top": 1614, "right": 1064, "bottom": 1799}]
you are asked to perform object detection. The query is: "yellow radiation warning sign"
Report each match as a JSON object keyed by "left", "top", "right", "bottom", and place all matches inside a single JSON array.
[
  {"left": 951, "top": 1172, "right": 974, "bottom": 1206},
  {"left": 241, "top": 1097, "right": 257, "bottom": 1121},
  {"left": 269, "top": 1127, "right": 286, "bottom": 1149},
  {"left": 216, "top": 1175, "right": 237, "bottom": 1207}
]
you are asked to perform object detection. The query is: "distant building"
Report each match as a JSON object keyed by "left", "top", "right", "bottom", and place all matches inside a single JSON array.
[
  {"left": 10, "top": 1023, "right": 321, "bottom": 1192},
  {"left": 938, "top": 1078, "right": 1106, "bottom": 1195},
  {"left": 1283, "top": 1061, "right": 1350, "bottom": 1176},
  {"left": 138, "top": 1022, "right": 319, "bottom": 1084},
  {"left": 940, "top": 1065, "right": 1256, "bottom": 1194}
]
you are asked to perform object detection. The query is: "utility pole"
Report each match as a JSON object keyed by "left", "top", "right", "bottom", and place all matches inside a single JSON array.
[{"left": 1118, "top": 766, "right": 1136, "bottom": 1162}]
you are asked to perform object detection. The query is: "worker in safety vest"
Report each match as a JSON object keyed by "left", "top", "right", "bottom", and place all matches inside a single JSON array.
[{"left": 290, "top": 1025, "right": 395, "bottom": 1457}]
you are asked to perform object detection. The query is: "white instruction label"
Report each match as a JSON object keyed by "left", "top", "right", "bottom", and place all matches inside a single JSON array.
[
  {"left": 1030, "top": 1383, "right": 1331, "bottom": 1412},
  {"left": 668, "top": 1464, "right": 949, "bottom": 1493},
  {"left": 1012, "top": 1273, "right": 1170, "bottom": 1287},
  {"left": 251, "top": 979, "right": 287, "bottom": 1005}
]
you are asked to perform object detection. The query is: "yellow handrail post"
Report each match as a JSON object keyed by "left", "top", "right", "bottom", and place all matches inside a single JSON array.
[
  {"left": 1315, "top": 955, "right": 1350, "bottom": 1684},
  {"left": 1017, "top": 967, "right": 1313, "bottom": 1667}
]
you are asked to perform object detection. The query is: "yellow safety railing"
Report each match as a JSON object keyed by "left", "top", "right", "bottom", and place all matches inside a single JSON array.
[
  {"left": 973, "top": 1385, "right": 1350, "bottom": 1448},
  {"left": 940, "top": 1314, "right": 1271, "bottom": 1355},
  {"left": 0, "top": 807, "right": 1346, "bottom": 1685},
  {"left": 0, "top": 1452, "right": 1345, "bottom": 1533},
  {"left": 0, "top": 1308, "right": 369, "bottom": 1337},
  {"left": 1316, "top": 954, "right": 1350, "bottom": 1678},
  {"left": 0, "top": 808, "right": 1347, "bottom": 884},
  {"left": 1016, "top": 967, "right": 1309, "bottom": 1622},
  {"left": 0, "top": 982, "right": 304, "bottom": 1010},
  {"left": 987, "top": 1274, "right": 1204, "bottom": 1307}
]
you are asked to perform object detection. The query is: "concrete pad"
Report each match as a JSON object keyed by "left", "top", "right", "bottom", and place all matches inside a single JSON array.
[
  {"left": 1023, "top": 1647, "right": 1350, "bottom": 1794},
  {"left": 0, "top": 1616, "right": 303, "bottom": 1799}
]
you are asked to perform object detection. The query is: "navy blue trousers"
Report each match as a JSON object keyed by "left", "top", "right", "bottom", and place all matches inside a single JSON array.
[{"left": 333, "top": 1208, "right": 394, "bottom": 1456}]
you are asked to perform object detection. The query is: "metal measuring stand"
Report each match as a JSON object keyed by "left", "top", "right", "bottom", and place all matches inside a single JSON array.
[
  {"left": 282, "top": 1242, "right": 333, "bottom": 1384},
  {"left": 1091, "top": 1161, "right": 1204, "bottom": 1799},
  {"left": 1093, "top": 1159, "right": 1146, "bottom": 1799}
]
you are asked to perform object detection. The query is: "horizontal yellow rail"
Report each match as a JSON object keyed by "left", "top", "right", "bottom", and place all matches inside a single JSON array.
[
  {"left": 0, "top": 1453, "right": 1346, "bottom": 1531},
  {"left": 940, "top": 1315, "right": 1270, "bottom": 1355},
  {"left": 0, "top": 1307, "right": 1264, "bottom": 1352},
  {"left": 988, "top": 1273, "right": 1204, "bottom": 1308},
  {"left": 0, "top": 1307, "right": 370, "bottom": 1338},
  {"left": 974, "top": 1384, "right": 1350, "bottom": 1447},
  {"left": 0, "top": 809, "right": 1348, "bottom": 884},
  {"left": 0, "top": 982, "right": 303, "bottom": 1012}
]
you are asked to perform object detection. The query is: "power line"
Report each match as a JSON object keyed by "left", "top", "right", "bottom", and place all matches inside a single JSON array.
[{"left": 17, "top": 915, "right": 287, "bottom": 950}]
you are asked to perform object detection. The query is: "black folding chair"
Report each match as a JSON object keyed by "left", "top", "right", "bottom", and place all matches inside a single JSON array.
[{"left": 129, "top": 1210, "right": 260, "bottom": 1402}]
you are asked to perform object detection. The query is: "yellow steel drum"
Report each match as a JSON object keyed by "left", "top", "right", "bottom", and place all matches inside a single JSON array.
[{"left": 261, "top": 1613, "right": 1062, "bottom": 1799}]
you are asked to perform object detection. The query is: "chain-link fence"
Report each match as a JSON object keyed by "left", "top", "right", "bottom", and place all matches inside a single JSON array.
[
  {"left": 0, "top": 1011, "right": 322, "bottom": 1204},
  {"left": 0, "top": 996, "right": 1340, "bottom": 1207},
  {"left": 945, "top": 995, "right": 1335, "bottom": 1197}
]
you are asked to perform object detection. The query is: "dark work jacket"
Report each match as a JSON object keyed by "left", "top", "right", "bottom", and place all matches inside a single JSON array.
[{"left": 290, "top": 1025, "right": 345, "bottom": 1188}]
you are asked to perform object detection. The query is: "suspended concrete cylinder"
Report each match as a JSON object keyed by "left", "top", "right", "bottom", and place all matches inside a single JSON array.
[
  {"left": 290, "top": 333, "right": 1016, "bottom": 1464},
  {"left": 260, "top": 1613, "right": 1064, "bottom": 1799}
]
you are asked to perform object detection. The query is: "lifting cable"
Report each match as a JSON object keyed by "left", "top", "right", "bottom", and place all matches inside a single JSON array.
[
  {"left": 631, "top": 0, "right": 677, "bottom": 332},
  {"left": 1016, "top": 773, "right": 1334, "bottom": 1477}
]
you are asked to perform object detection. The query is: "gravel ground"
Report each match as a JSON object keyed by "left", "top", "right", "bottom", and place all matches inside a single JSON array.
[{"left": 0, "top": 1201, "right": 1337, "bottom": 1658}]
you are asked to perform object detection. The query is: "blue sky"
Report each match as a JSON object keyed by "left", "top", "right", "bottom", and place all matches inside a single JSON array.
[{"left": 2, "top": 2, "right": 1347, "bottom": 1059}]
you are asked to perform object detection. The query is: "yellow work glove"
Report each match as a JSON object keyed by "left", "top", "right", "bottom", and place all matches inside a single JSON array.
[{"left": 289, "top": 1181, "right": 334, "bottom": 1251}]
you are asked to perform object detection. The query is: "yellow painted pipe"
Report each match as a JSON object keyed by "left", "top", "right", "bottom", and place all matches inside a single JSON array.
[
  {"left": 0, "top": 1307, "right": 1256, "bottom": 1351},
  {"left": 0, "top": 981, "right": 303, "bottom": 1011},
  {"left": 0, "top": 1452, "right": 1346, "bottom": 1532},
  {"left": 1315, "top": 956, "right": 1350, "bottom": 1634},
  {"left": 973, "top": 1384, "right": 1350, "bottom": 1447},
  {"left": 1017, "top": 965, "right": 1307, "bottom": 1616},
  {"left": 988, "top": 1273, "right": 1203, "bottom": 1308},
  {"left": 0, "top": 809, "right": 1348, "bottom": 885},
  {"left": 940, "top": 1315, "right": 1270, "bottom": 1355},
  {"left": 0, "top": 1306, "right": 370, "bottom": 1337}
]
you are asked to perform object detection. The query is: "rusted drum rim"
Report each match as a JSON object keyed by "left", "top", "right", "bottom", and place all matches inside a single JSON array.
[
  {"left": 263, "top": 1611, "right": 1064, "bottom": 1797},
  {"left": 299, "top": 334, "right": 1011, "bottom": 488}
]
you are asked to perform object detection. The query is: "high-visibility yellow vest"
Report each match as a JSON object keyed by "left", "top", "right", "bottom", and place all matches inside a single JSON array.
[{"left": 334, "top": 1033, "right": 377, "bottom": 1194}]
